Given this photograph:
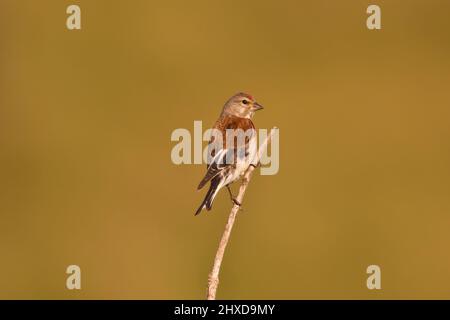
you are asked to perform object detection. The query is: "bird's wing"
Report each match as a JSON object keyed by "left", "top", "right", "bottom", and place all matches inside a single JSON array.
[
  {"left": 197, "top": 115, "right": 255, "bottom": 190},
  {"left": 197, "top": 148, "right": 232, "bottom": 190}
]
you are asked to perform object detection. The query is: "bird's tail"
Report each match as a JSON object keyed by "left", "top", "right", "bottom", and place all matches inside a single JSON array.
[{"left": 195, "top": 178, "right": 221, "bottom": 215}]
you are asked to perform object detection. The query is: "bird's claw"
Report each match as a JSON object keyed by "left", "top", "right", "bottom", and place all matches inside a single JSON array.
[{"left": 232, "top": 198, "right": 244, "bottom": 211}]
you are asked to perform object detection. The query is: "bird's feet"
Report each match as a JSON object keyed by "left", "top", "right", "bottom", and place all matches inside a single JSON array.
[
  {"left": 232, "top": 198, "right": 244, "bottom": 212},
  {"left": 232, "top": 198, "right": 241, "bottom": 207},
  {"left": 226, "top": 185, "right": 243, "bottom": 210}
]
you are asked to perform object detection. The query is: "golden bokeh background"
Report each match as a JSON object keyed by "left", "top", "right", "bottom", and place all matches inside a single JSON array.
[{"left": 1, "top": 0, "right": 449, "bottom": 299}]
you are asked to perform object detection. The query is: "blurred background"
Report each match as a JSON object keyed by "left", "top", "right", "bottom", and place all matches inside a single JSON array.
[{"left": 0, "top": 0, "right": 450, "bottom": 299}]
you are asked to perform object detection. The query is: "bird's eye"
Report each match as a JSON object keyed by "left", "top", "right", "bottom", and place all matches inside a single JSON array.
[{"left": 242, "top": 100, "right": 249, "bottom": 105}]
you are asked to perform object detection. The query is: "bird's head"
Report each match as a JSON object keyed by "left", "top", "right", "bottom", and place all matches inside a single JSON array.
[{"left": 222, "top": 92, "right": 264, "bottom": 119}]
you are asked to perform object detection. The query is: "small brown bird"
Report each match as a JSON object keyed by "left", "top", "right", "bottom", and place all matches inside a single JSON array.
[{"left": 195, "top": 92, "right": 264, "bottom": 215}]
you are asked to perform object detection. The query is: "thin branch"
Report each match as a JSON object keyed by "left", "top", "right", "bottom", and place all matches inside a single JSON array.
[{"left": 206, "top": 127, "right": 277, "bottom": 300}]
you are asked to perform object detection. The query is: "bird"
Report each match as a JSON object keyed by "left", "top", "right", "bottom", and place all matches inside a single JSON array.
[{"left": 195, "top": 92, "right": 264, "bottom": 215}]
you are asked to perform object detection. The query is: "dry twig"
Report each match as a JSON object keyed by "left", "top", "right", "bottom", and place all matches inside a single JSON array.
[{"left": 206, "top": 127, "right": 277, "bottom": 300}]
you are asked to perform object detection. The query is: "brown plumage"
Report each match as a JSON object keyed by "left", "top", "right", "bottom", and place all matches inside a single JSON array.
[{"left": 195, "top": 92, "right": 263, "bottom": 215}]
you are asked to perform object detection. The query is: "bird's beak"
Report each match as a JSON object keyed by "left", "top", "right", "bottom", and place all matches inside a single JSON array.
[{"left": 253, "top": 102, "right": 264, "bottom": 111}]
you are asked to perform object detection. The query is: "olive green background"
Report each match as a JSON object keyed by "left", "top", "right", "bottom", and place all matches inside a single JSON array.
[{"left": 1, "top": 0, "right": 450, "bottom": 299}]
